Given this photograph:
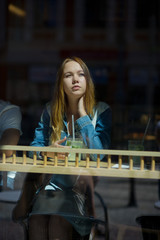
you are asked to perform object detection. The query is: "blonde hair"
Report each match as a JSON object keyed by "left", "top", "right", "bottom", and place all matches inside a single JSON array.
[{"left": 50, "top": 56, "right": 95, "bottom": 143}]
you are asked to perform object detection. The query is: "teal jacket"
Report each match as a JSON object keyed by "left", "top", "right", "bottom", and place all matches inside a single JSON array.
[
  {"left": 30, "top": 101, "right": 112, "bottom": 160},
  {"left": 28, "top": 101, "right": 112, "bottom": 236}
]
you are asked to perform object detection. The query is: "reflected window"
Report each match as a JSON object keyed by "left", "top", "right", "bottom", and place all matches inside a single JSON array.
[
  {"left": 35, "top": 0, "right": 58, "bottom": 28},
  {"left": 136, "top": 0, "right": 160, "bottom": 28},
  {"left": 8, "top": 0, "right": 25, "bottom": 28},
  {"left": 84, "top": 0, "right": 107, "bottom": 28}
]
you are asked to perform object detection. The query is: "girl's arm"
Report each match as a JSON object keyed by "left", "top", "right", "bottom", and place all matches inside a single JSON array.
[
  {"left": 75, "top": 105, "right": 112, "bottom": 160},
  {"left": 29, "top": 107, "right": 51, "bottom": 158}
]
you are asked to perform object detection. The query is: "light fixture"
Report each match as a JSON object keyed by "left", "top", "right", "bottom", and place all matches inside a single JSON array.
[{"left": 8, "top": 4, "right": 26, "bottom": 17}]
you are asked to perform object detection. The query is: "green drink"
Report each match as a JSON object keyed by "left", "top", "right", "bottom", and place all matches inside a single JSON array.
[
  {"left": 128, "top": 140, "right": 144, "bottom": 167},
  {"left": 66, "top": 138, "right": 83, "bottom": 161}
]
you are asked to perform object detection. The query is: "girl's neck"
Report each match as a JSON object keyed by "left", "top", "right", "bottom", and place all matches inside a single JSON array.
[{"left": 66, "top": 99, "right": 79, "bottom": 120}]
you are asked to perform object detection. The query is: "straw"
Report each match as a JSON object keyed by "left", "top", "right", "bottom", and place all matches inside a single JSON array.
[
  {"left": 72, "top": 115, "right": 75, "bottom": 141},
  {"left": 142, "top": 116, "right": 151, "bottom": 145}
]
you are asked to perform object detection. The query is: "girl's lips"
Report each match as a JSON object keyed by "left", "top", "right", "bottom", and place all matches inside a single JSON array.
[{"left": 72, "top": 86, "right": 80, "bottom": 90}]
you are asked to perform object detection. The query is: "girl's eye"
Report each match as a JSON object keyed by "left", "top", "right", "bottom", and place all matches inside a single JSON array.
[
  {"left": 79, "top": 72, "right": 85, "bottom": 77},
  {"left": 65, "top": 74, "right": 71, "bottom": 78}
]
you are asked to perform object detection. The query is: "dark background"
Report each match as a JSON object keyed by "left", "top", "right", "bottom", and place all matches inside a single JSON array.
[{"left": 0, "top": 0, "right": 160, "bottom": 150}]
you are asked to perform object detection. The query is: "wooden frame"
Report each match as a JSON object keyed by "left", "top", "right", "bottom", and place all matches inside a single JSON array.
[{"left": 0, "top": 145, "right": 160, "bottom": 179}]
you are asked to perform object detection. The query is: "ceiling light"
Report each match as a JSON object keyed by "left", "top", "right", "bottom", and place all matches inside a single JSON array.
[{"left": 8, "top": 4, "right": 26, "bottom": 17}]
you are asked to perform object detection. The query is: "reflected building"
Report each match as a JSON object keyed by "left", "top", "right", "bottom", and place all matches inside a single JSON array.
[{"left": 0, "top": 0, "right": 160, "bottom": 148}]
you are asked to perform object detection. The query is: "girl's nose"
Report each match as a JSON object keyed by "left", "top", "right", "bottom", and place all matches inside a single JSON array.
[{"left": 72, "top": 74, "right": 79, "bottom": 83}]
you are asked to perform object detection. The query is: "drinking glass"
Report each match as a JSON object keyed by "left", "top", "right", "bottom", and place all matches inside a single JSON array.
[
  {"left": 128, "top": 140, "right": 144, "bottom": 167},
  {"left": 66, "top": 138, "right": 83, "bottom": 161}
]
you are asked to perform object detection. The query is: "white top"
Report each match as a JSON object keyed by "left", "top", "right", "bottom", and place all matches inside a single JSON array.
[{"left": 0, "top": 100, "right": 22, "bottom": 138}]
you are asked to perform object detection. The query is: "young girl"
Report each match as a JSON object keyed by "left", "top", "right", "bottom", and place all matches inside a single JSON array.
[{"left": 13, "top": 57, "right": 112, "bottom": 239}]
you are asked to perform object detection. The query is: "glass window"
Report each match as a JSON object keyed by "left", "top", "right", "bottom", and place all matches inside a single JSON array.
[
  {"left": 34, "top": 0, "right": 58, "bottom": 28},
  {"left": 84, "top": 0, "right": 107, "bottom": 28},
  {"left": 136, "top": 0, "right": 160, "bottom": 28}
]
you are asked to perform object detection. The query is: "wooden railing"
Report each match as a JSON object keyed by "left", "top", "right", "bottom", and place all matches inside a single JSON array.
[{"left": 0, "top": 145, "right": 160, "bottom": 179}]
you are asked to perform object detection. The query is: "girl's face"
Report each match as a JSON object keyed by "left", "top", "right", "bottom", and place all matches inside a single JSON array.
[{"left": 63, "top": 61, "right": 87, "bottom": 100}]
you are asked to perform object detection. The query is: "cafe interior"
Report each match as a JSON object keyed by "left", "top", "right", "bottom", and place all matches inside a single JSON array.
[{"left": 0, "top": 0, "right": 160, "bottom": 239}]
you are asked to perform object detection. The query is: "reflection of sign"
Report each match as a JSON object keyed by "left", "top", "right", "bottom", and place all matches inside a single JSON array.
[
  {"left": 129, "top": 68, "right": 158, "bottom": 85},
  {"left": 129, "top": 69, "right": 148, "bottom": 85},
  {"left": 0, "top": 1, "right": 6, "bottom": 51},
  {"left": 36, "top": 0, "right": 57, "bottom": 27},
  {"left": 29, "top": 67, "right": 57, "bottom": 83},
  {"left": 90, "top": 67, "right": 108, "bottom": 84},
  {"left": 60, "top": 49, "right": 118, "bottom": 60}
]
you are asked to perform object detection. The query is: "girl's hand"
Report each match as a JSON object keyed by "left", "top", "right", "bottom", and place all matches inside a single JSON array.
[
  {"left": 51, "top": 136, "right": 67, "bottom": 148},
  {"left": 78, "top": 96, "right": 87, "bottom": 117},
  {"left": 41, "top": 137, "right": 69, "bottom": 160}
]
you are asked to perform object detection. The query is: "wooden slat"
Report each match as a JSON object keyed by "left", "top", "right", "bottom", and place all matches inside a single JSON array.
[
  {"left": 54, "top": 153, "right": 58, "bottom": 166},
  {"left": 0, "top": 162, "right": 160, "bottom": 179},
  {"left": 43, "top": 153, "right": 47, "bottom": 166},
  {"left": 75, "top": 153, "right": 79, "bottom": 167},
  {"left": 118, "top": 155, "right": 122, "bottom": 169},
  {"left": 140, "top": 157, "right": 144, "bottom": 170},
  {"left": 12, "top": 151, "right": 16, "bottom": 164},
  {"left": 33, "top": 152, "right": 37, "bottom": 165},
  {"left": 0, "top": 145, "right": 160, "bottom": 157},
  {"left": 86, "top": 154, "right": 90, "bottom": 168},
  {"left": 65, "top": 153, "right": 68, "bottom": 167},
  {"left": 97, "top": 154, "right": 100, "bottom": 168},
  {"left": 2, "top": 152, "right": 6, "bottom": 164},
  {"left": 108, "top": 155, "right": 111, "bottom": 168},
  {"left": 151, "top": 157, "right": 155, "bottom": 171},
  {"left": 23, "top": 151, "right": 26, "bottom": 165},
  {"left": 129, "top": 156, "right": 133, "bottom": 170}
]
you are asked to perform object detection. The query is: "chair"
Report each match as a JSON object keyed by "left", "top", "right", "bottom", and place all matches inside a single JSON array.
[
  {"left": 15, "top": 190, "right": 109, "bottom": 240},
  {"left": 94, "top": 191, "right": 109, "bottom": 239},
  {"left": 136, "top": 216, "right": 160, "bottom": 240}
]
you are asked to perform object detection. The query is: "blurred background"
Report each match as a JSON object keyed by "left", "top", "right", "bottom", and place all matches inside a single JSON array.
[{"left": 0, "top": 0, "right": 160, "bottom": 150}]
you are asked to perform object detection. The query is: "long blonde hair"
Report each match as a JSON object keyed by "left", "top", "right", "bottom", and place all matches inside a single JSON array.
[{"left": 50, "top": 56, "right": 95, "bottom": 143}]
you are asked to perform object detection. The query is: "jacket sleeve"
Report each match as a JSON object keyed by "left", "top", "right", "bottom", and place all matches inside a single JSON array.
[
  {"left": 29, "top": 107, "right": 51, "bottom": 158},
  {"left": 75, "top": 107, "right": 112, "bottom": 160}
]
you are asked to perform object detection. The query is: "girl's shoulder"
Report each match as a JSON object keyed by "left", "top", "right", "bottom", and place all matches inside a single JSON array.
[
  {"left": 46, "top": 102, "right": 51, "bottom": 112},
  {"left": 93, "top": 101, "right": 110, "bottom": 115},
  {"left": 42, "top": 102, "right": 51, "bottom": 116},
  {"left": 40, "top": 102, "right": 51, "bottom": 122},
  {"left": 91, "top": 102, "right": 111, "bottom": 128}
]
